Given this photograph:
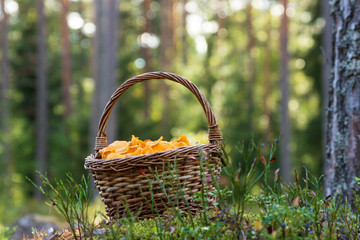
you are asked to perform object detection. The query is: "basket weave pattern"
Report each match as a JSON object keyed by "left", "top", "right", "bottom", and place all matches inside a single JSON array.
[{"left": 85, "top": 72, "right": 223, "bottom": 220}]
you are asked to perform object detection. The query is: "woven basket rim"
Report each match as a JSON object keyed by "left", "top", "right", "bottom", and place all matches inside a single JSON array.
[
  {"left": 85, "top": 143, "right": 222, "bottom": 172},
  {"left": 86, "top": 143, "right": 219, "bottom": 163}
]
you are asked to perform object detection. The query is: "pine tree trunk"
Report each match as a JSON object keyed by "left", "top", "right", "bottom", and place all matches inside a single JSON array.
[
  {"left": 90, "top": 0, "right": 119, "bottom": 150},
  {"left": 264, "top": 10, "right": 272, "bottom": 142},
  {"left": 325, "top": 0, "right": 360, "bottom": 207},
  {"left": 246, "top": 1, "right": 255, "bottom": 133},
  {"left": 75, "top": 0, "right": 85, "bottom": 108},
  {"left": 182, "top": 0, "right": 187, "bottom": 65},
  {"left": 1, "top": 0, "right": 10, "bottom": 168},
  {"left": 280, "top": 0, "right": 291, "bottom": 182},
  {"left": 322, "top": 0, "right": 332, "bottom": 195},
  {"left": 35, "top": 0, "right": 48, "bottom": 199},
  {"left": 90, "top": 0, "right": 101, "bottom": 151},
  {"left": 160, "top": 0, "right": 174, "bottom": 139},
  {"left": 60, "top": 0, "right": 72, "bottom": 117},
  {"left": 142, "top": 0, "right": 152, "bottom": 119}
]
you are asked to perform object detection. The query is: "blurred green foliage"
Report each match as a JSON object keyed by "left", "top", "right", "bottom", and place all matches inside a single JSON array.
[{"left": 0, "top": 0, "right": 324, "bottom": 225}]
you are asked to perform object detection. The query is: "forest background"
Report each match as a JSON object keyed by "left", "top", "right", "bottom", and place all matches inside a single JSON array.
[{"left": 0, "top": 0, "right": 331, "bottom": 226}]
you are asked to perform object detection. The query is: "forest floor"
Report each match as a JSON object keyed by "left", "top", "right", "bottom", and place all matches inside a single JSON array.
[{"left": 4, "top": 141, "right": 360, "bottom": 239}]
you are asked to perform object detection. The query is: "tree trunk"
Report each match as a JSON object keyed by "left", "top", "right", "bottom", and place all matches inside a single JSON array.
[
  {"left": 264, "top": 10, "right": 272, "bottom": 142},
  {"left": 35, "top": 0, "right": 48, "bottom": 198},
  {"left": 325, "top": 0, "right": 360, "bottom": 207},
  {"left": 182, "top": 0, "right": 187, "bottom": 65},
  {"left": 60, "top": 0, "right": 72, "bottom": 117},
  {"left": 142, "top": 0, "right": 152, "bottom": 119},
  {"left": 160, "top": 0, "right": 174, "bottom": 139},
  {"left": 280, "top": 0, "right": 291, "bottom": 182},
  {"left": 90, "top": 0, "right": 119, "bottom": 151},
  {"left": 246, "top": 1, "right": 256, "bottom": 133},
  {"left": 1, "top": 0, "right": 10, "bottom": 168},
  {"left": 75, "top": 0, "right": 85, "bottom": 108},
  {"left": 322, "top": 0, "right": 332, "bottom": 196}
]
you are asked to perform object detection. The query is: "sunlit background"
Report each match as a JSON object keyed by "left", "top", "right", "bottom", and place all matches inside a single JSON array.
[{"left": 0, "top": 0, "right": 329, "bottom": 229}]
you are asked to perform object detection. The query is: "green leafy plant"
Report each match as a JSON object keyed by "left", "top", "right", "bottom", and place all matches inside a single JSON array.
[
  {"left": 0, "top": 225, "right": 16, "bottom": 240},
  {"left": 209, "top": 140, "right": 269, "bottom": 238},
  {"left": 355, "top": 177, "right": 360, "bottom": 185},
  {"left": 27, "top": 172, "right": 96, "bottom": 240}
]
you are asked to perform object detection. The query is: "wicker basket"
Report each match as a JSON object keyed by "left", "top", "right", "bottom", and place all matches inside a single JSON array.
[{"left": 85, "top": 72, "right": 223, "bottom": 220}]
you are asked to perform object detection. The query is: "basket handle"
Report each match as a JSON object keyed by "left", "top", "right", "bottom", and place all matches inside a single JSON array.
[{"left": 94, "top": 72, "right": 222, "bottom": 151}]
